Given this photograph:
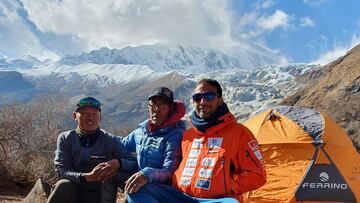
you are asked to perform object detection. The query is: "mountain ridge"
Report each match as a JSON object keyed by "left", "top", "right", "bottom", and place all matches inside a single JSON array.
[
  {"left": 58, "top": 42, "right": 286, "bottom": 72},
  {"left": 281, "top": 44, "right": 360, "bottom": 150}
]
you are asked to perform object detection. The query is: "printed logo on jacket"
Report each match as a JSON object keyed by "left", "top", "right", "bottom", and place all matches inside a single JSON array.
[{"left": 248, "top": 139, "right": 265, "bottom": 167}]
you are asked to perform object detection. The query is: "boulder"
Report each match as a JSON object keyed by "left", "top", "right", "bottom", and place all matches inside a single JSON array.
[{"left": 22, "top": 179, "right": 51, "bottom": 203}]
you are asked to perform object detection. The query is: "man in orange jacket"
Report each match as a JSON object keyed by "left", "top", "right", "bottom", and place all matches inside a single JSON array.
[{"left": 127, "top": 79, "right": 266, "bottom": 203}]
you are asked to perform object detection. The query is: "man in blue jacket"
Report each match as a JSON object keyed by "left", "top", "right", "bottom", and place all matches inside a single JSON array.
[
  {"left": 120, "top": 87, "right": 186, "bottom": 201},
  {"left": 47, "top": 97, "right": 136, "bottom": 203}
]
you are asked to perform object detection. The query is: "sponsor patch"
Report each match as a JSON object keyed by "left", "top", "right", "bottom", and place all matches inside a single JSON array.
[
  {"left": 182, "top": 167, "right": 195, "bottom": 176},
  {"left": 248, "top": 140, "right": 259, "bottom": 151},
  {"left": 192, "top": 138, "right": 204, "bottom": 149},
  {"left": 254, "top": 150, "right": 264, "bottom": 160},
  {"left": 195, "top": 179, "right": 211, "bottom": 190},
  {"left": 179, "top": 176, "right": 192, "bottom": 186},
  {"left": 199, "top": 168, "right": 213, "bottom": 179},
  {"left": 189, "top": 149, "right": 201, "bottom": 158},
  {"left": 185, "top": 158, "right": 198, "bottom": 167},
  {"left": 201, "top": 157, "right": 216, "bottom": 167},
  {"left": 208, "top": 138, "right": 223, "bottom": 148}
]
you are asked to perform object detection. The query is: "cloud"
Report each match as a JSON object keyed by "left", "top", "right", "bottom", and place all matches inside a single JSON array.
[
  {"left": 21, "top": 0, "right": 239, "bottom": 51},
  {"left": 239, "top": 9, "right": 292, "bottom": 38},
  {"left": 254, "top": 0, "right": 275, "bottom": 9},
  {"left": 302, "top": 0, "right": 331, "bottom": 7},
  {"left": 311, "top": 35, "right": 360, "bottom": 65},
  {"left": 262, "top": 0, "right": 275, "bottom": 8},
  {"left": 258, "top": 10, "right": 291, "bottom": 31},
  {"left": 0, "top": 0, "right": 289, "bottom": 62},
  {"left": 0, "top": 1, "right": 58, "bottom": 60},
  {"left": 300, "top": 16, "right": 315, "bottom": 27}
]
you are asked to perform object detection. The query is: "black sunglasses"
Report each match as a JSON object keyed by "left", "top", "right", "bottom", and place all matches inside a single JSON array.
[{"left": 192, "top": 91, "right": 217, "bottom": 102}]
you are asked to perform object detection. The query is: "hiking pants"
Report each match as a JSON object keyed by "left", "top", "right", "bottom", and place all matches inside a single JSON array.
[{"left": 47, "top": 179, "right": 101, "bottom": 203}]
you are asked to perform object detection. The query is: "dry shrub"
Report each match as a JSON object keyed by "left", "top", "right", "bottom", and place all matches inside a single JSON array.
[{"left": 0, "top": 95, "right": 69, "bottom": 185}]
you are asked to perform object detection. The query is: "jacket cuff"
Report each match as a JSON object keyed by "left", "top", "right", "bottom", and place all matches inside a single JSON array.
[
  {"left": 141, "top": 167, "right": 153, "bottom": 183},
  {"left": 120, "top": 158, "right": 138, "bottom": 173},
  {"left": 115, "top": 158, "right": 122, "bottom": 169},
  {"left": 80, "top": 173, "right": 87, "bottom": 183}
]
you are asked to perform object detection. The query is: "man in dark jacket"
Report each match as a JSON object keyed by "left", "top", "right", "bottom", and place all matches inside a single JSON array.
[{"left": 47, "top": 97, "right": 136, "bottom": 203}]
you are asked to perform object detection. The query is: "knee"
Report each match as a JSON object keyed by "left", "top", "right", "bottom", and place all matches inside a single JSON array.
[
  {"left": 54, "top": 179, "right": 77, "bottom": 192},
  {"left": 48, "top": 179, "right": 79, "bottom": 203}
]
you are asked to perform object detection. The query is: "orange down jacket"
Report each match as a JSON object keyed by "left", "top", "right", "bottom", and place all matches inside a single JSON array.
[{"left": 172, "top": 112, "right": 266, "bottom": 202}]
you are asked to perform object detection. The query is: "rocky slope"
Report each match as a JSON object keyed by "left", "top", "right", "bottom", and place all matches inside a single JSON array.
[{"left": 281, "top": 44, "right": 360, "bottom": 150}]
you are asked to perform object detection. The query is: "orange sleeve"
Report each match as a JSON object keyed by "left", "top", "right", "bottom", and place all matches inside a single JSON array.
[{"left": 231, "top": 126, "right": 266, "bottom": 194}]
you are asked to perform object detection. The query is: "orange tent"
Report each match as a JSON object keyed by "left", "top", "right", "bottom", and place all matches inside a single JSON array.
[{"left": 243, "top": 106, "right": 360, "bottom": 203}]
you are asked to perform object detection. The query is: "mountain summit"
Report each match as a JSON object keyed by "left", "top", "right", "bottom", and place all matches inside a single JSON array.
[{"left": 59, "top": 43, "right": 286, "bottom": 72}]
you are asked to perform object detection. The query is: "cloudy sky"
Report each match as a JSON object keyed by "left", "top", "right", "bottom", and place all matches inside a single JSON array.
[{"left": 1, "top": 0, "right": 360, "bottom": 64}]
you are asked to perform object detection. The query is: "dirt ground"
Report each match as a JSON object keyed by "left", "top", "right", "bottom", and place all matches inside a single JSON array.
[
  {"left": 0, "top": 195, "right": 126, "bottom": 203},
  {"left": 0, "top": 196, "right": 23, "bottom": 203},
  {"left": 0, "top": 180, "right": 126, "bottom": 203},
  {"left": 0, "top": 180, "right": 30, "bottom": 202}
]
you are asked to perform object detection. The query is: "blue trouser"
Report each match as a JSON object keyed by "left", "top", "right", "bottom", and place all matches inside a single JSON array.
[{"left": 127, "top": 183, "right": 239, "bottom": 203}]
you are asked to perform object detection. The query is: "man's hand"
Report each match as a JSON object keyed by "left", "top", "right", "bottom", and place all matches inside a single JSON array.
[
  {"left": 84, "top": 159, "right": 120, "bottom": 183},
  {"left": 84, "top": 162, "right": 107, "bottom": 182},
  {"left": 124, "top": 172, "right": 148, "bottom": 194},
  {"left": 97, "top": 159, "right": 121, "bottom": 182}
]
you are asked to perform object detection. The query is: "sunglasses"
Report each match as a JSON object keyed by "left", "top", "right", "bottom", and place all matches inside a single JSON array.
[
  {"left": 192, "top": 91, "right": 217, "bottom": 102},
  {"left": 77, "top": 97, "right": 101, "bottom": 110}
]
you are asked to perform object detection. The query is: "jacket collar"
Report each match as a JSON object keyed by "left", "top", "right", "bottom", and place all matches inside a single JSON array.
[
  {"left": 192, "top": 112, "right": 236, "bottom": 135},
  {"left": 140, "top": 100, "right": 186, "bottom": 134}
]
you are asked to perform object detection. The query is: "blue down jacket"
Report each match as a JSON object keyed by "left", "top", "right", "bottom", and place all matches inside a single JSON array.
[{"left": 121, "top": 101, "right": 186, "bottom": 184}]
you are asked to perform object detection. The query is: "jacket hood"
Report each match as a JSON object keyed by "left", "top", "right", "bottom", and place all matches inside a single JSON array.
[{"left": 140, "top": 100, "right": 186, "bottom": 133}]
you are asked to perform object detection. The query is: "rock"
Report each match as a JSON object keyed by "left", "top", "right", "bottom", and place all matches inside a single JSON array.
[{"left": 22, "top": 179, "right": 51, "bottom": 203}]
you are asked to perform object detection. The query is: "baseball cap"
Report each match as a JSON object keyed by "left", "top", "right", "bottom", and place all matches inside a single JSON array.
[
  {"left": 148, "top": 87, "right": 174, "bottom": 104},
  {"left": 76, "top": 97, "right": 101, "bottom": 111}
]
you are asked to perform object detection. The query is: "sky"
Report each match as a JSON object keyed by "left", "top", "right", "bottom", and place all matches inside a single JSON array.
[{"left": 1, "top": 0, "right": 360, "bottom": 65}]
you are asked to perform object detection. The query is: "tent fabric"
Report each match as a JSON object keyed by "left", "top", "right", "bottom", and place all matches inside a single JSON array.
[
  {"left": 243, "top": 106, "right": 360, "bottom": 203},
  {"left": 273, "top": 106, "right": 324, "bottom": 141}
]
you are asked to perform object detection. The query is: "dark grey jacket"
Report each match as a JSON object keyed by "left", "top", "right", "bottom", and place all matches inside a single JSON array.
[{"left": 54, "top": 128, "right": 136, "bottom": 183}]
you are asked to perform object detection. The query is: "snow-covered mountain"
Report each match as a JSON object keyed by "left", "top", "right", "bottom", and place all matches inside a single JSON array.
[
  {"left": 1, "top": 64, "right": 316, "bottom": 127},
  {"left": 0, "top": 55, "right": 43, "bottom": 70},
  {"left": 19, "top": 63, "right": 165, "bottom": 87},
  {"left": 0, "top": 43, "right": 315, "bottom": 128},
  {"left": 59, "top": 43, "right": 287, "bottom": 72}
]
